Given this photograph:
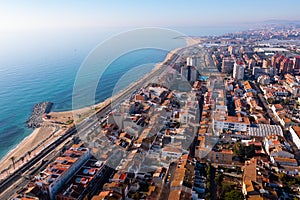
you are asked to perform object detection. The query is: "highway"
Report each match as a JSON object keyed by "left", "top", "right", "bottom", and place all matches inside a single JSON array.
[{"left": 0, "top": 47, "right": 184, "bottom": 199}]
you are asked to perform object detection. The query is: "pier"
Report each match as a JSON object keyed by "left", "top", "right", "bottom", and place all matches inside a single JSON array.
[{"left": 27, "top": 102, "right": 53, "bottom": 128}]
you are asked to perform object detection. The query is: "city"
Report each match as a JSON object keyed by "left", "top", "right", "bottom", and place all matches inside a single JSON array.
[{"left": 0, "top": 23, "right": 300, "bottom": 200}]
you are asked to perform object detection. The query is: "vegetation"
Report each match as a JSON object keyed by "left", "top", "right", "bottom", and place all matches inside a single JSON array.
[
  {"left": 215, "top": 173, "right": 224, "bottom": 186},
  {"left": 233, "top": 142, "right": 256, "bottom": 160},
  {"left": 279, "top": 172, "right": 300, "bottom": 186},
  {"left": 224, "top": 190, "right": 243, "bottom": 200},
  {"left": 66, "top": 119, "right": 74, "bottom": 125},
  {"left": 221, "top": 182, "right": 233, "bottom": 196},
  {"left": 205, "top": 163, "right": 212, "bottom": 200},
  {"left": 205, "top": 192, "right": 211, "bottom": 200},
  {"left": 10, "top": 156, "right": 15, "bottom": 169}
]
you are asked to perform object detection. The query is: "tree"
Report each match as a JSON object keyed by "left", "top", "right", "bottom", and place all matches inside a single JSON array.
[
  {"left": 205, "top": 192, "right": 211, "bottom": 200},
  {"left": 215, "top": 173, "right": 224, "bottom": 186},
  {"left": 10, "top": 156, "right": 15, "bottom": 169},
  {"left": 244, "top": 144, "right": 255, "bottom": 158},
  {"left": 21, "top": 156, "right": 25, "bottom": 163},
  {"left": 221, "top": 182, "right": 232, "bottom": 196},
  {"left": 234, "top": 142, "right": 256, "bottom": 159},
  {"left": 224, "top": 190, "right": 243, "bottom": 200},
  {"left": 27, "top": 150, "right": 31, "bottom": 158}
]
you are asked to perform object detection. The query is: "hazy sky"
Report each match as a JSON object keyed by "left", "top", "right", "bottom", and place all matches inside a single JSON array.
[
  {"left": 1, "top": 0, "right": 300, "bottom": 32},
  {"left": 1, "top": 0, "right": 300, "bottom": 65}
]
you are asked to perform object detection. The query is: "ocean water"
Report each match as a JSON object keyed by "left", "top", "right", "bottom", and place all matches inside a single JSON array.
[
  {"left": 0, "top": 48, "right": 177, "bottom": 159},
  {"left": 0, "top": 26, "right": 250, "bottom": 160}
]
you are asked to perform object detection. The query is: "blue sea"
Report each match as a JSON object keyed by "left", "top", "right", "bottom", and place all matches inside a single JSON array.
[{"left": 0, "top": 26, "right": 250, "bottom": 160}]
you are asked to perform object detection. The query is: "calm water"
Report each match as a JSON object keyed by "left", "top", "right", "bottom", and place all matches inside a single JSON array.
[{"left": 0, "top": 26, "right": 250, "bottom": 160}]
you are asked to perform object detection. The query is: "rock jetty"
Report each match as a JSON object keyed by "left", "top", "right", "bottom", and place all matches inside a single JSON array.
[{"left": 27, "top": 102, "right": 53, "bottom": 128}]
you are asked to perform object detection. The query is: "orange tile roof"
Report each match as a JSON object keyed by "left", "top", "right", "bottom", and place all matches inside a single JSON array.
[{"left": 168, "top": 190, "right": 181, "bottom": 200}]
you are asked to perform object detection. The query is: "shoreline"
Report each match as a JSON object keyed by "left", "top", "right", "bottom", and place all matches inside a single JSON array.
[
  {"left": 0, "top": 128, "right": 40, "bottom": 166},
  {"left": 0, "top": 39, "right": 193, "bottom": 180}
]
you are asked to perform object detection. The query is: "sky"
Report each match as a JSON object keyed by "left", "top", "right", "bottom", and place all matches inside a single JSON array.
[
  {"left": 1, "top": 0, "right": 300, "bottom": 65},
  {"left": 1, "top": 0, "right": 300, "bottom": 32}
]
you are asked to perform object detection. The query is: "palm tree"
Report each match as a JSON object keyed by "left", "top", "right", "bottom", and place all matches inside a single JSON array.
[
  {"left": 21, "top": 156, "right": 25, "bottom": 163},
  {"left": 27, "top": 150, "right": 31, "bottom": 158},
  {"left": 10, "top": 156, "right": 15, "bottom": 170}
]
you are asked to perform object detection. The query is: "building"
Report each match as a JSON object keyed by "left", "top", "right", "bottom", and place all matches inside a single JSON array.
[
  {"left": 206, "top": 150, "right": 233, "bottom": 164},
  {"left": 294, "top": 56, "right": 300, "bottom": 72},
  {"left": 242, "top": 158, "right": 258, "bottom": 197},
  {"left": 107, "top": 112, "right": 125, "bottom": 129},
  {"left": 221, "top": 57, "right": 235, "bottom": 73},
  {"left": 262, "top": 59, "right": 271, "bottom": 68},
  {"left": 186, "top": 56, "right": 199, "bottom": 68},
  {"left": 290, "top": 126, "right": 300, "bottom": 149},
  {"left": 213, "top": 105, "right": 250, "bottom": 133},
  {"left": 257, "top": 75, "right": 270, "bottom": 85},
  {"left": 279, "top": 57, "right": 292, "bottom": 75},
  {"left": 36, "top": 144, "right": 90, "bottom": 200},
  {"left": 56, "top": 160, "right": 105, "bottom": 200},
  {"left": 249, "top": 124, "right": 283, "bottom": 137},
  {"left": 180, "top": 65, "right": 198, "bottom": 82},
  {"left": 213, "top": 115, "right": 250, "bottom": 132},
  {"left": 233, "top": 62, "right": 245, "bottom": 80},
  {"left": 228, "top": 45, "right": 235, "bottom": 55}
]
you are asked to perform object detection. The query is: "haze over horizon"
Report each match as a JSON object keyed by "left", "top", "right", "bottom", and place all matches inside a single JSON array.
[
  {"left": 1, "top": 0, "right": 300, "bottom": 65},
  {"left": 1, "top": 0, "right": 300, "bottom": 32}
]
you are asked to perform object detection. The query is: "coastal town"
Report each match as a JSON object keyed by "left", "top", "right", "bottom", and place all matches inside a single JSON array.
[{"left": 2, "top": 23, "right": 300, "bottom": 200}]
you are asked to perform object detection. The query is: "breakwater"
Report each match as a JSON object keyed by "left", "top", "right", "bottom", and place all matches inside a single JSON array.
[{"left": 27, "top": 102, "right": 53, "bottom": 128}]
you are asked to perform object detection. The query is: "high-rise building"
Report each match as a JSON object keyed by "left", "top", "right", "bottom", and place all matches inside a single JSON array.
[
  {"left": 279, "top": 57, "right": 290, "bottom": 75},
  {"left": 233, "top": 62, "right": 245, "bottom": 80},
  {"left": 228, "top": 46, "right": 234, "bottom": 55},
  {"left": 222, "top": 57, "right": 235, "bottom": 73},
  {"left": 181, "top": 65, "right": 198, "bottom": 82},
  {"left": 294, "top": 56, "right": 300, "bottom": 74},
  {"left": 186, "top": 56, "right": 200, "bottom": 68},
  {"left": 262, "top": 59, "right": 271, "bottom": 68}
]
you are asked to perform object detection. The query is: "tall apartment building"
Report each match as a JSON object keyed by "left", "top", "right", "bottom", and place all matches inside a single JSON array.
[
  {"left": 181, "top": 65, "right": 198, "bottom": 82},
  {"left": 294, "top": 56, "right": 300, "bottom": 74},
  {"left": 221, "top": 57, "right": 235, "bottom": 73},
  {"left": 233, "top": 62, "right": 245, "bottom": 80},
  {"left": 186, "top": 56, "right": 200, "bottom": 68}
]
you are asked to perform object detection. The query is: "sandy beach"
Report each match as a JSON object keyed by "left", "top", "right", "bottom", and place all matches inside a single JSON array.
[{"left": 0, "top": 126, "right": 63, "bottom": 179}]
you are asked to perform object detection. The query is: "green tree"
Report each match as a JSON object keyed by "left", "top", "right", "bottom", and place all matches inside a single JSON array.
[
  {"left": 221, "top": 182, "right": 232, "bottom": 195},
  {"left": 10, "top": 156, "right": 15, "bottom": 169},
  {"left": 215, "top": 173, "right": 224, "bottom": 186},
  {"left": 205, "top": 192, "right": 211, "bottom": 200},
  {"left": 224, "top": 190, "right": 243, "bottom": 200},
  {"left": 244, "top": 144, "right": 256, "bottom": 158}
]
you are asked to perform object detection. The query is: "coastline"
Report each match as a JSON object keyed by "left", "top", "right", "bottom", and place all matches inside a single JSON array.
[{"left": 0, "top": 41, "right": 191, "bottom": 180}]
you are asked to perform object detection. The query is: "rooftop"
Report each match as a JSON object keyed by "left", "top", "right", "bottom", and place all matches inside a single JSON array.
[{"left": 249, "top": 124, "right": 283, "bottom": 137}]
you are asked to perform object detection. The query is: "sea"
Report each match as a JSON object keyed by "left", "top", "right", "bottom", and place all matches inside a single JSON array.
[{"left": 0, "top": 26, "right": 250, "bottom": 160}]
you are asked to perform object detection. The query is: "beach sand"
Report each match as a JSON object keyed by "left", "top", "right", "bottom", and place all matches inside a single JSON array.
[{"left": 0, "top": 126, "right": 63, "bottom": 180}]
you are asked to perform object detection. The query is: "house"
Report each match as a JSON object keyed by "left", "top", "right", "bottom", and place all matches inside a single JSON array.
[{"left": 289, "top": 126, "right": 300, "bottom": 149}]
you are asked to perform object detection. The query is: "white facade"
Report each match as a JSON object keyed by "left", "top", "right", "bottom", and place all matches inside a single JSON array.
[
  {"left": 290, "top": 126, "right": 300, "bottom": 149},
  {"left": 47, "top": 148, "right": 90, "bottom": 200},
  {"left": 257, "top": 75, "right": 270, "bottom": 85},
  {"left": 213, "top": 120, "right": 249, "bottom": 132},
  {"left": 186, "top": 56, "right": 200, "bottom": 68},
  {"left": 233, "top": 63, "right": 245, "bottom": 80}
]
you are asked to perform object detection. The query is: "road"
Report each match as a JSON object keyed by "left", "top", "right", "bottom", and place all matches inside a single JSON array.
[{"left": 0, "top": 46, "right": 184, "bottom": 199}]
